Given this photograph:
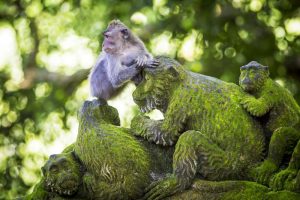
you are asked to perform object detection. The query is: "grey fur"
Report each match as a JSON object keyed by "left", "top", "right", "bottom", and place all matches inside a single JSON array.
[{"left": 89, "top": 20, "right": 157, "bottom": 100}]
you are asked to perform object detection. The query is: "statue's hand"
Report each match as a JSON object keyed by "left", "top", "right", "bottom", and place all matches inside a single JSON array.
[
  {"left": 250, "top": 159, "right": 278, "bottom": 186},
  {"left": 143, "top": 176, "right": 182, "bottom": 200},
  {"left": 270, "top": 168, "right": 298, "bottom": 191},
  {"left": 240, "top": 95, "right": 265, "bottom": 117},
  {"left": 131, "top": 114, "right": 150, "bottom": 137}
]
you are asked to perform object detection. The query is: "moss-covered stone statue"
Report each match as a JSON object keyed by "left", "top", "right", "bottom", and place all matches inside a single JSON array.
[
  {"left": 26, "top": 99, "right": 174, "bottom": 200},
  {"left": 27, "top": 98, "right": 300, "bottom": 200},
  {"left": 26, "top": 57, "right": 300, "bottom": 200},
  {"left": 238, "top": 61, "right": 300, "bottom": 188},
  {"left": 130, "top": 56, "right": 300, "bottom": 199}
]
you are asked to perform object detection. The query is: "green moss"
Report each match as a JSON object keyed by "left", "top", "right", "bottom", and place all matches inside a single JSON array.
[
  {"left": 239, "top": 61, "right": 300, "bottom": 188},
  {"left": 131, "top": 56, "right": 267, "bottom": 197}
]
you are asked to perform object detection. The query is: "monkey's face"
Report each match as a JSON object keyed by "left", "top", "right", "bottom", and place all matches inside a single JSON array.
[
  {"left": 133, "top": 63, "right": 180, "bottom": 113},
  {"left": 102, "top": 21, "right": 130, "bottom": 54},
  {"left": 42, "top": 153, "right": 82, "bottom": 196},
  {"left": 239, "top": 67, "right": 269, "bottom": 93}
]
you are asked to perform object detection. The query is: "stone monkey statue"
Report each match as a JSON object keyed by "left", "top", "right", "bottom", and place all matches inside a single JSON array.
[
  {"left": 239, "top": 61, "right": 300, "bottom": 186},
  {"left": 89, "top": 20, "right": 158, "bottom": 100}
]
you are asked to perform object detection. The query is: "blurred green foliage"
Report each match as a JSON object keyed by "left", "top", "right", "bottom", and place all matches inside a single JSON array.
[{"left": 0, "top": 0, "right": 300, "bottom": 198}]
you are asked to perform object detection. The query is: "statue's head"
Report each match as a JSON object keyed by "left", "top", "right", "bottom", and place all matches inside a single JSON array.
[
  {"left": 239, "top": 61, "right": 269, "bottom": 93},
  {"left": 42, "top": 152, "right": 83, "bottom": 196},
  {"left": 133, "top": 56, "right": 182, "bottom": 113},
  {"left": 78, "top": 99, "right": 120, "bottom": 126}
]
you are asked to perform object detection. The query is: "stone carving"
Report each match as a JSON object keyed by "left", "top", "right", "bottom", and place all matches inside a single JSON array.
[
  {"left": 26, "top": 99, "right": 174, "bottom": 200},
  {"left": 131, "top": 56, "right": 267, "bottom": 198},
  {"left": 238, "top": 61, "right": 300, "bottom": 188},
  {"left": 26, "top": 57, "right": 300, "bottom": 199}
]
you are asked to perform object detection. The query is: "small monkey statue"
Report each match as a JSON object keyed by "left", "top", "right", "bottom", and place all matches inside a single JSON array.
[
  {"left": 239, "top": 61, "right": 300, "bottom": 186},
  {"left": 89, "top": 20, "right": 158, "bottom": 100}
]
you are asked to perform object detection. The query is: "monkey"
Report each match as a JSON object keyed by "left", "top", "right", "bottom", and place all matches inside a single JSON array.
[
  {"left": 238, "top": 61, "right": 300, "bottom": 185},
  {"left": 89, "top": 19, "right": 158, "bottom": 100}
]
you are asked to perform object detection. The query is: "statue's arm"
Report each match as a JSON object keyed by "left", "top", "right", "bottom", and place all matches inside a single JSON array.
[
  {"left": 131, "top": 105, "right": 185, "bottom": 146},
  {"left": 83, "top": 173, "right": 126, "bottom": 199},
  {"left": 239, "top": 92, "right": 274, "bottom": 117}
]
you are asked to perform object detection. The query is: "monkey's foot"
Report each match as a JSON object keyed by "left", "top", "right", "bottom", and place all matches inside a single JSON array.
[
  {"left": 250, "top": 160, "right": 278, "bottom": 186},
  {"left": 143, "top": 176, "right": 183, "bottom": 200},
  {"left": 270, "top": 168, "right": 298, "bottom": 191}
]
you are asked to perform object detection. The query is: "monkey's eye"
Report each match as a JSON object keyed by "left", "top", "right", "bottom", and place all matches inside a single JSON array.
[
  {"left": 121, "top": 28, "right": 129, "bottom": 39},
  {"left": 121, "top": 28, "right": 128, "bottom": 34}
]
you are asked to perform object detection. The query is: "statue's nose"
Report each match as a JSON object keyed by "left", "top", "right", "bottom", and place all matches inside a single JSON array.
[{"left": 242, "top": 77, "right": 251, "bottom": 85}]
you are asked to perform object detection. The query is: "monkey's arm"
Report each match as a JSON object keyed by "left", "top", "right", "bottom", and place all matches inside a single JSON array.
[
  {"left": 89, "top": 55, "right": 115, "bottom": 100},
  {"left": 240, "top": 93, "right": 274, "bottom": 117},
  {"left": 112, "top": 59, "right": 159, "bottom": 88},
  {"left": 131, "top": 104, "right": 185, "bottom": 146},
  {"left": 111, "top": 63, "right": 141, "bottom": 88},
  {"left": 240, "top": 96, "right": 272, "bottom": 117}
]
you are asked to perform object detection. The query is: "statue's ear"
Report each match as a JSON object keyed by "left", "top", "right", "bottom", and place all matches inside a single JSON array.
[{"left": 167, "top": 67, "right": 179, "bottom": 77}]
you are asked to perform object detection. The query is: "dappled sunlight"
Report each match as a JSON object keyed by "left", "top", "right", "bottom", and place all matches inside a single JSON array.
[
  {"left": 108, "top": 84, "right": 139, "bottom": 127},
  {"left": 131, "top": 12, "right": 148, "bottom": 25},
  {"left": 40, "top": 32, "right": 95, "bottom": 75},
  {"left": 150, "top": 31, "right": 179, "bottom": 57},
  {"left": 178, "top": 30, "right": 203, "bottom": 61},
  {"left": 0, "top": 26, "right": 23, "bottom": 84},
  {"left": 0, "top": 0, "right": 300, "bottom": 198},
  {"left": 285, "top": 18, "right": 300, "bottom": 36}
]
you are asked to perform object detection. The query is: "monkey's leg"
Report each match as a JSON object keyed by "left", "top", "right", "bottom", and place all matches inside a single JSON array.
[
  {"left": 83, "top": 173, "right": 130, "bottom": 200},
  {"left": 270, "top": 140, "right": 300, "bottom": 191},
  {"left": 144, "top": 130, "right": 244, "bottom": 200},
  {"left": 251, "top": 127, "right": 300, "bottom": 186}
]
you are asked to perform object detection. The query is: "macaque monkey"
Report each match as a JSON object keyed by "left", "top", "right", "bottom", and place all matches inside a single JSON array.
[{"left": 89, "top": 20, "right": 158, "bottom": 100}]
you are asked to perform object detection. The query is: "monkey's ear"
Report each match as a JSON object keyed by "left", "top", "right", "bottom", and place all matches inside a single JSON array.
[{"left": 121, "top": 28, "right": 129, "bottom": 39}]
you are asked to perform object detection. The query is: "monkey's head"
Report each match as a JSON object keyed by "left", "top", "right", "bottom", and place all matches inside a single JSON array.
[
  {"left": 78, "top": 99, "right": 120, "bottom": 126},
  {"left": 133, "top": 56, "right": 183, "bottom": 113},
  {"left": 42, "top": 152, "right": 84, "bottom": 196},
  {"left": 102, "top": 19, "right": 132, "bottom": 54},
  {"left": 239, "top": 61, "right": 269, "bottom": 93}
]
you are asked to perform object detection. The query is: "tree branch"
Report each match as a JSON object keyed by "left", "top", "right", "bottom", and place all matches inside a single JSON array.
[{"left": 21, "top": 67, "right": 90, "bottom": 94}]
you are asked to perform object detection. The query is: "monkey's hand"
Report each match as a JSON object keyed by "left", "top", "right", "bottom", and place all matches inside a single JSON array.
[
  {"left": 143, "top": 175, "right": 183, "bottom": 200},
  {"left": 131, "top": 114, "right": 175, "bottom": 146},
  {"left": 131, "top": 114, "right": 150, "bottom": 137},
  {"left": 135, "top": 56, "right": 159, "bottom": 68},
  {"left": 239, "top": 94, "right": 271, "bottom": 117}
]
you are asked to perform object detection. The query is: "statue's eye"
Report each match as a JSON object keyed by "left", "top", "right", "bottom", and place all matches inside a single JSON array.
[{"left": 50, "top": 165, "right": 59, "bottom": 173}]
